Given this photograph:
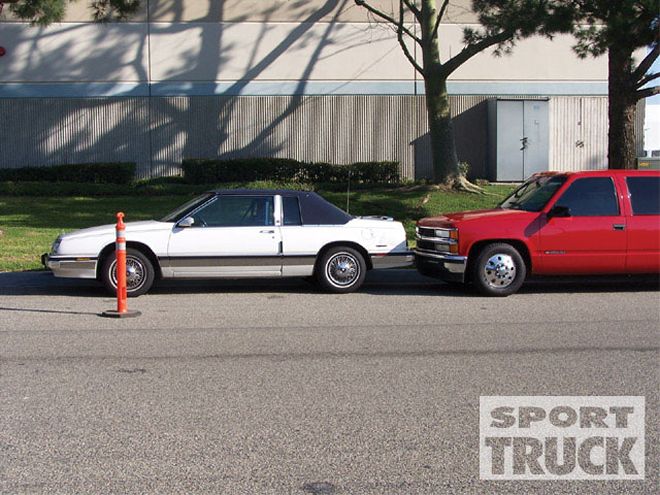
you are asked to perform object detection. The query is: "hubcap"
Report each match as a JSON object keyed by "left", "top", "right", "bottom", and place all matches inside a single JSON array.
[
  {"left": 483, "top": 253, "right": 516, "bottom": 289},
  {"left": 326, "top": 253, "right": 360, "bottom": 287},
  {"left": 111, "top": 256, "right": 146, "bottom": 291}
]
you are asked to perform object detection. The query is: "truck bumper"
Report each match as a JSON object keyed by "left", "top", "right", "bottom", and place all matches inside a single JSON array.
[
  {"left": 414, "top": 250, "right": 467, "bottom": 283},
  {"left": 42, "top": 253, "right": 98, "bottom": 279}
]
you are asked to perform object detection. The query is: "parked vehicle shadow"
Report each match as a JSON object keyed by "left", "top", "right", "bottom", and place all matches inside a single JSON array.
[
  {"left": 0, "top": 271, "right": 657, "bottom": 298},
  {"left": 519, "top": 275, "right": 660, "bottom": 294},
  {"left": 0, "top": 271, "right": 106, "bottom": 298}
]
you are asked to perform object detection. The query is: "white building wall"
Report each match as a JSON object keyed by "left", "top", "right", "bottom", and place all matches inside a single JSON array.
[{"left": 1, "top": 0, "right": 648, "bottom": 177}]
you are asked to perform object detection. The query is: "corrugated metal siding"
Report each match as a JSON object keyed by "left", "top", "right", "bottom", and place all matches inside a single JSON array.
[
  {"left": 549, "top": 97, "right": 608, "bottom": 171},
  {"left": 635, "top": 100, "right": 645, "bottom": 156},
  {"left": 0, "top": 94, "right": 619, "bottom": 180},
  {"left": 0, "top": 97, "right": 153, "bottom": 176},
  {"left": 0, "top": 95, "right": 428, "bottom": 179}
]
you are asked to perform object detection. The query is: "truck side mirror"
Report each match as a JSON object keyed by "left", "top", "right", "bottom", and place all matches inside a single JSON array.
[
  {"left": 547, "top": 205, "right": 571, "bottom": 219},
  {"left": 177, "top": 216, "right": 195, "bottom": 228}
]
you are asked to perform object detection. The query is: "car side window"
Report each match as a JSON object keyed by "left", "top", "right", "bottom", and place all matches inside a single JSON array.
[
  {"left": 554, "top": 177, "right": 619, "bottom": 216},
  {"left": 282, "top": 196, "right": 302, "bottom": 226},
  {"left": 192, "top": 196, "right": 274, "bottom": 227},
  {"left": 626, "top": 177, "right": 660, "bottom": 215}
]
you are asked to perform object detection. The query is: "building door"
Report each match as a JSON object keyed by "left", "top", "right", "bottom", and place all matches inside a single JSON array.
[{"left": 489, "top": 99, "right": 549, "bottom": 181}]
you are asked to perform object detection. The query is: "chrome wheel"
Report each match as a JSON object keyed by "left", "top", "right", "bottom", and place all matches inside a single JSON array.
[
  {"left": 325, "top": 252, "right": 361, "bottom": 288},
  {"left": 101, "top": 247, "right": 155, "bottom": 297},
  {"left": 482, "top": 253, "right": 516, "bottom": 289},
  {"left": 110, "top": 255, "right": 147, "bottom": 292}
]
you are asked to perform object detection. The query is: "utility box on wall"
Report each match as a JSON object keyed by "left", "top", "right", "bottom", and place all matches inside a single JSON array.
[{"left": 488, "top": 99, "right": 550, "bottom": 181}]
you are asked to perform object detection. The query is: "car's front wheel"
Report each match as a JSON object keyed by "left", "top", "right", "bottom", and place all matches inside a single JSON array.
[
  {"left": 101, "top": 247, "right": 155, "bottom": 297},
  {"left": 471, "top": 243, "right": 526, "bottom": 297},
  {"left": 316, "top": 246, "right": 367, "bottom": 293}
]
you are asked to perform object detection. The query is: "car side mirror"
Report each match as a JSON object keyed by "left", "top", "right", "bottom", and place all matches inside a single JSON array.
[
  {"left": 547, "top": 205, "right": 571, "bottom": 219},
  {"left": 177, "top": 216, "right": 195, "bottom": 228}
]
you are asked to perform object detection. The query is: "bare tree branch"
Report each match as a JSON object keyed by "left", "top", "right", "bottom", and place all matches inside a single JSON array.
[
  {"left": 632, "top": 43, "right": 660, "bottom": 82},
  {"left": 636, "top": 85, "right": 660, "bottom": 101},
  {"left": 401, "top": 0, "right": 421, "bottom": 21},
  {"left": 397, "top": 0, "right": 424, "bottom": 74},
  {"left": 354, "top": 0, "right": 421, "bottom": 44},
  {"left": 442, "top": 30, "right": 513, "bottom": 77},
  {"left": 431, "top": 0, "right": 450, "bottom": 42},
  {"left": 636, "top": 71, "right": 660, "bottom": 89}
]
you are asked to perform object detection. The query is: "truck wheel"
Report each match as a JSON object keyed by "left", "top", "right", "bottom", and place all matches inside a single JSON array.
[
  {"left": 471, "top": 243, "right": 526, "bottom": 297},
  {"left": 101, "top": 248, "right": 155, "bottom": 297},
  {"left": 316, "top": 246, "right": 367, "bottom": 293}
]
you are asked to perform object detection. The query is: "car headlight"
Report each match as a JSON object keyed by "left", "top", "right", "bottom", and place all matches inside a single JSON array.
[{"left": 51, "top": 236, "right": 62, "bottom": 255}]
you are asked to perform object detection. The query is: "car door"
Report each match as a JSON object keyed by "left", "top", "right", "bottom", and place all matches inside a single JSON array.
[
  {"left": 537, "top": 176, "right": 627, "bottom": 274},
  {"left": 166, "top": 194, "right": 282, "bottom": 277},
  {"left": 623, "top": 174, "right": 660, "bottom": 273}
]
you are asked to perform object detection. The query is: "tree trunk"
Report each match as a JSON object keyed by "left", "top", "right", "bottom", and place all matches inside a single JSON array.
[
  {"left": 608, "top": 47, "right": 637, "bottom": 170},
  {"left": 425, "top": 75, "right": 459, "bottom": 183},
  {"left": 419, "top": 0, "right": 459, "bottom": 184}
]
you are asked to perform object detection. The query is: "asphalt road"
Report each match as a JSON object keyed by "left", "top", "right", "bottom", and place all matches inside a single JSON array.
[{"left": 1, "top": 271, "right": 658, "bottom": 494}]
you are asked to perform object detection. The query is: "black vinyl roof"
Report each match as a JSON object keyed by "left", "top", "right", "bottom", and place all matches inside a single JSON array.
[{"left": 210, "top": 189, "right": 310, "bottom": 196}]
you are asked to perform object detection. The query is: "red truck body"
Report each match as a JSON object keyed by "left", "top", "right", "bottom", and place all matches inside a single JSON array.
[{"left": 415, "top": 170, "right": 660, "bottom": 295}]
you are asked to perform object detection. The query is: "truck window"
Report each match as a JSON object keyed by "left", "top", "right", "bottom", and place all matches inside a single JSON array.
[
  {"left": 554, "top": 177, "right": 619, "bottom": 216},
  {"left": 499, "top": 175, "right": 566, "bottom": 212},
  {"left": 626, "top": 177, "right": 660, "bottom": 215}
]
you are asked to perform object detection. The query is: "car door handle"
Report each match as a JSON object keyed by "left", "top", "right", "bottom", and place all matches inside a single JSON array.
[
  {"left": 613, "top": 224, "right": 625, "bottom": 231},
  {"left": 260, "top": 230, "right": 275, "bottom": 234}
]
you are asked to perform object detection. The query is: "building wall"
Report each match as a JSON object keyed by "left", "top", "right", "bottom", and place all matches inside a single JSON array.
[
  {"left": 0, "top": 0, "right": 611, "bottom": 97},
  {"left": 3, "top": 94, "right": 637, "bottom": 180},
  {"left": 1, "top": 0, "right": 643, "bottom": 179}
]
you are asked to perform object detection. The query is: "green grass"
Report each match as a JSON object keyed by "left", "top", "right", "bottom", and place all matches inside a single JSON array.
[{"left": 0, "top": 185, "right": 514, "bottom": 272}]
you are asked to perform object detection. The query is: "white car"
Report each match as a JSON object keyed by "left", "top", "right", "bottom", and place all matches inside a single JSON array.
[{"left": 43, "top": 189, "right": 413, "bottom": 296}]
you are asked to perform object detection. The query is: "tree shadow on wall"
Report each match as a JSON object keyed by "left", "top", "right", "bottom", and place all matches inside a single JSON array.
[
  {"left": 0, "top": 0, "right": 356, "bottom": 178},
  {"left": 411, "top": 99, "right": 490, "bottom": 181}
]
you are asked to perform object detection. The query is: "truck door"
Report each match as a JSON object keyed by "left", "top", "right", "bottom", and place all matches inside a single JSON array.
[
  {"left": 624, "top": 175, "right": 660, "bottom": 273},
  {"left": 538, "top": 176, "right": 627, "bottom": 274}
]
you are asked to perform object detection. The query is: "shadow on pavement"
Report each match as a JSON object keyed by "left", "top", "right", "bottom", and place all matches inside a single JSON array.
[
  {"left": 0, "top": 270, "right": 657, "bottom": 298},
  {"left": 0, "top": 306, "right": 99, "bottom": 316}
]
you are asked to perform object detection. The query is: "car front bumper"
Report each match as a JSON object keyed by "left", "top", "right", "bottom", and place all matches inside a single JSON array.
[
  {"left": 42, "top": 253, "right": 98, "bottom": 279},
  {"left": 414, "top": 249, "right": 467, "bottom": 283}
]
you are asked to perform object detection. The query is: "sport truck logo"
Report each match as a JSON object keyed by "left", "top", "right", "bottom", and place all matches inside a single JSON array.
[{"left": 479, "top": 396, "right": 645, "bottom": 480}]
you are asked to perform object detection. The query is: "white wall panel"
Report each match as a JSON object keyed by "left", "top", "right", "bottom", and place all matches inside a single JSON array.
[
  {"left": 439, "top": 26, "right": 608, "bottom": 82},
  {"left": 0, "top": 23, "right": 149, "bottom": 82},
  {"left": 549, "top": 97, "right": 608, "bottom": 171},
  {"left": 149, "top": 22, "right": 414, "bottom": 82},
  {"left": 0, "top": 20, "right": 614, "bottom": 87}
]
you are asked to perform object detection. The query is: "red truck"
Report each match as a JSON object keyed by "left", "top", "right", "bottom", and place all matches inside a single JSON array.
[{"left": 415, "top": 170, "right": 660, "bottom": 296}]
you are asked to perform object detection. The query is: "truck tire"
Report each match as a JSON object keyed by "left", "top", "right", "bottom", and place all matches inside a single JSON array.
[
  {"left": 316, "top": 246, "right": 367, "bottom": 293},
  {"left": 471, "top": 243, "right": 526, "bottom": 297},
  {"left": 101, "top": 247, "right": 155, "bottom": 297}
]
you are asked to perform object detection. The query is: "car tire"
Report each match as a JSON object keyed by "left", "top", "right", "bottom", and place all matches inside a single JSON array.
[
  {"left": 101, "top": 247, "right": 155, "bottom": 297},
  {"left": 471, "top": 243, "right": 526, "bottom": 297},
  {"left": 316, "top": 246, "right": 367, "bottom": 293}
]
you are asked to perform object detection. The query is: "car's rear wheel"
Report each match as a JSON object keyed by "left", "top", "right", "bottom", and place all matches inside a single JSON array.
[
  {"left": 101, "top": 247, "right": 155, "bottom": 297},
  {"left": 471, "top": 243, "right": 526, "bottom": 297},
  {"left": 316, "top": 246, "right": 367, "bottom": 293}
]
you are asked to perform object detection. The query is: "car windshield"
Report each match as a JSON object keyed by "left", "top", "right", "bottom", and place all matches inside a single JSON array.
[
  {"left": 160, "top": 193, "right": 214, "bottom": 222},
  {"left": 499, "top": 175, "right": 567, "bottom": 212}
]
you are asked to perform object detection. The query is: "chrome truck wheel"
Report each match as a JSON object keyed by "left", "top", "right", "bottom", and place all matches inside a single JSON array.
[{"left": 472, "top": 243, "right": 526, "bottom": 297}]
